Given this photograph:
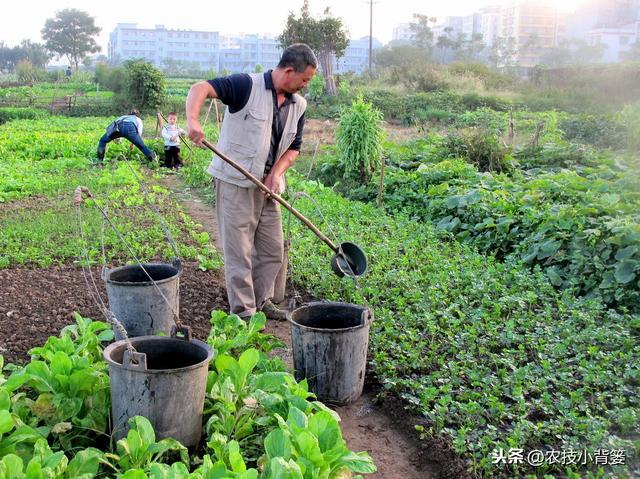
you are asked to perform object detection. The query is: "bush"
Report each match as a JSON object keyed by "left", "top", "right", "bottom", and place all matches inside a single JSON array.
[
  {"left": 559, "top": 113, "right": 628, "bottom": 149},
  {"left": 335, "top": 96, "right": 385, "bottom": 183},
  {"left": 0, "top": 107, "right": 49, "bottom": 123},
  {"left": 113, "top": 60, "right": 166, "bottom": 113},
  {"left": 618, "top": 101, "right": 640, "bottom": 151}
]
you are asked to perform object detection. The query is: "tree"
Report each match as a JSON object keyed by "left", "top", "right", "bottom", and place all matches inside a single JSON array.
[
  {"left": 41, "top": 9, "right": 101, "bottom": 71},
  {"left": 409, "top": 14, "right": 437, "bottom": 56},
  {"left": 120, "top": 60, "right": 166, "bottom": 113},
  {"left": 279, "top": 0, "right": 349, "bottom": 95},
  {"left": 0, "top": 41, "right": 50, "bottom": 73}
]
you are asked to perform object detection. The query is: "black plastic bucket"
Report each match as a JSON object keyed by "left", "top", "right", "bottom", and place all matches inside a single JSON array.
[
  {"left": 289, "top": 301, "right": 372, "bottom": 404},
  {"left": 103, "top": 336, "right": 213, "bottom": 446},
  {"left": 104, "top": 262, "right": 181, "bottom": 339}
]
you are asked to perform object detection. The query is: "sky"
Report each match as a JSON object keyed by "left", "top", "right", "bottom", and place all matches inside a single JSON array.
[{"left": 3, "top": 0, "right": 588, "bottom": 52}]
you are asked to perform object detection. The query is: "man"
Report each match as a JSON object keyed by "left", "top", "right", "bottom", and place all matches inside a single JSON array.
[
  {"left": 186, "top": 43, "right": 317, "bottom": 320},
  {"left": 96, "top": 109, "right": 157, "bottom": 164}
]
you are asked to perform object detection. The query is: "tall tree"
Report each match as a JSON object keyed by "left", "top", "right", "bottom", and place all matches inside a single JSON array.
[
  {"left": 19, "top": 40, "right": 51, "bottom": 69},
  {"left": 41, "top": 9, "right": 101, "bottom": 70},
  {"left": 279, "top": 0, "right": 349, "bottom": 95},
  {"left": 409, "top": 14, "right": 437, "bottom": 57}
]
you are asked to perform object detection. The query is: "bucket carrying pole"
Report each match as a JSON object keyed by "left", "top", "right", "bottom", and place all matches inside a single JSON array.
[{"left": 201, "top": 139, "right": 339, "bottom": 252}]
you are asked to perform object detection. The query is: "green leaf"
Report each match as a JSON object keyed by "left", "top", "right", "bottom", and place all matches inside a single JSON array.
[
  {"left": 1, "top": 454, "right": 24, "bottom": 477},
  {"left": 65, "top": 448, "right": 102, "bottom": 478},
  {"left": 264, "top": 429, "right": 292, "bottom": 460},
  {"left": 334, "top": 451, "right": 377, "bottom": 473},
  {"left": 228, "top": 440, "right": 246, "bottom": 473},
  {"left": 131, "top": 416, "right": 156, "bottom": 446},
  {"left": 546, "top": 267, "right": 563, "bottom": 286},
  {"left": 294, "top": 431, "right": 323, "bottom": 466},
  {"left": 614, "top": 260, "right": 637, "bottom": 284},
  {"left": 238, "top": 349, "right": 260, "bottom": 377},
  {"left": 0, "top": 409, "right": 14, "bottom": 435},
  {"left": 286, "top": 407, "right": 307, "bottom": 430},
  {"left": 615, "top": 245, "right": 638, "bottom": 261},
  {"left": 120, "top": 470, "right": 148, "bottom": 479}
]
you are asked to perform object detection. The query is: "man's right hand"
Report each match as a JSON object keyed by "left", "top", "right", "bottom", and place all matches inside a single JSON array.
[{"left": 187, "top": 121, "right": 205, "bottom": 146}]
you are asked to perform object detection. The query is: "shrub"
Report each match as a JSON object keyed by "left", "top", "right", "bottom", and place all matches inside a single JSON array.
[
  {"left": 559, "top": 113, "right": 628, "bottom": 149},
  {"left": 335, "top": 96, "right": 385, "bottom": 182},
  {"left": 0, "top": 107, "right": 49, "bottom": 123},
  {"left": 114, "top": 60, "right": 166, "bottom": 113}
]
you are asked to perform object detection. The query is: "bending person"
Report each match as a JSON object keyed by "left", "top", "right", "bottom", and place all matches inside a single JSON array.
[{"left": 96, "top": 109, "right": 157, "bottom": 163}]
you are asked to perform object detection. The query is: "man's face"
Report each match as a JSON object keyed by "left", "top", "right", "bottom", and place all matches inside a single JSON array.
[
  {"left": 283, "top": 65, "right": 316, "bottom": 94},
  {"left": 168, "top": 115, "right": 177, "bottom": 124}
]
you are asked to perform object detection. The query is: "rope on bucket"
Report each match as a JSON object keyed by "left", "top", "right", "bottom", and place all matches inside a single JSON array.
[
  {"left": 73, "top": 185, "right": 183, "bottom": 334},
  {"left": 73, "top": 187, "right": 137, "bottom": 357}
]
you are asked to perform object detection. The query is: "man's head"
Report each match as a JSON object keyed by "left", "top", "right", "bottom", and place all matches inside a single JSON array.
[
  {"left": 129, "top": 108, "right": 140, "bottom": 117},
  {"left": 167, "top": 112, "right": 177, "bottom": 124},
  {"left": 275, "top": 43, "right": 317, "bottom": 94}
]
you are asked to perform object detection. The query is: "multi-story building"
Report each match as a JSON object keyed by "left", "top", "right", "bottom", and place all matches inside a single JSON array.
[
  {"left": 588, "top": 20, "right": 640, "bottom": 61},
  {"left": 219, "top": 35, "right": 281, "bottom": 73},
  {"left": 392, "top": 23, "right": 414, "bottom": 43},
  {"left": 335, "top": 36, "right": 383, "bottom": 74},
  {"left": 462, "top": 13, "right": 482, "bottom": 38},
  {"left": 500, "top": 1, "right": 561, "bottom": 67},
  {"left": 479, "top": 6, "right": 503, "bottom": 47},
  {"left": 108, "top": 23, "right": 220, "bottom": 70}
]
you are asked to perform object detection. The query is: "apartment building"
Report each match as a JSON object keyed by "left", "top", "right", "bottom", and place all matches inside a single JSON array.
[
  {"left": 479, "top": 6, "right": 503, "bottom": 47},
  {"left": 589, "top": 20, "right": 640, "bottom": 61},
  {"left": 219, "top": 35, "right": 281, "bottom": 73},
  {"left": 108, "top": 24, "right": 220, "bottom": 70},
  {"left": 500, "top": 1, "right": 561, "bottom": 67},
  {"left": 335, "top": 37, "right": 383, "bottom": 74}
]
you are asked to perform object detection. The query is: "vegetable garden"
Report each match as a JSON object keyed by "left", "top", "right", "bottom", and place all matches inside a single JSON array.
[{"left": 0, "top": 68, "right": 638, "bottom": 479}]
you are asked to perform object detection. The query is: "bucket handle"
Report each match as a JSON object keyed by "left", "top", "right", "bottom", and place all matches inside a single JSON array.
[
  {"left": 361, "top": 308, "right": 373, "bottom": 325},
  {"left": 171, "top": 324, "right": 192, "bottom": 341},
  {"left": 123, "top": 350, "right": 148, "bottom": 371}
]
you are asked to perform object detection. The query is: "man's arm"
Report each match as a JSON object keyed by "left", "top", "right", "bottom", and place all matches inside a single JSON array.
[{"left": 186, "top": 81, "right": 218, "bottom": 146}]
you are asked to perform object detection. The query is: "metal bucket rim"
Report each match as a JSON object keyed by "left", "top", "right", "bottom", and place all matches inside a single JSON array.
[
  {"left": 104, "top": 262, "right": 182, "bottom": 287},
  {"left": 287, "top": 301, "right": 372, "bottom": 333},
  {"left": 103, "top": 336, "right": 213, "bottom": 374}
]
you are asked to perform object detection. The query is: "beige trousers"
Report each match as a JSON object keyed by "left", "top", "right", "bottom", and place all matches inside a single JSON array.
[{"left": 215, "top": 179, "right": 284, "bottom": 318}]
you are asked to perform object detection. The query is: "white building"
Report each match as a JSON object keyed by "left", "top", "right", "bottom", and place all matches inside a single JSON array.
[
  {"left": 479, "top": 6, "right": 503, "bottom": 47},
  {"left": 392, "top": 23, "right": 414, "bottom": 42},
  {"left": 219, "top": 35, "right": 281, "bottom": 73},
  {"left": 588, "top": 21, "right": 640, "bottom": 61},
  {"left": 108, "top": 23, "right": 220, "bottom": 70},
  {"left": 335, "top": 37, "right": 383, "bottom": 74}
]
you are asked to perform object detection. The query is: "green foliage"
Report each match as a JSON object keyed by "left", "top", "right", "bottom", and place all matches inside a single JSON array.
[
  {"left": 559, "top": 113, "right": 628, "bottom": 149},
  {"left": 278, "top": 0, "right": 349, "bottom": 94},
  {"left": 0, "top": 107, "right": 49, "bottom": 124},
  {"left": 618, "top": 101, "right": 640, "bottom": 151},
  {"left": 15, "top": 60, "right": 43, "bottom": 83},
  {"left": 306, "top": 72, "right": 324, "bottom": 101},
  {"left": 335, "top": 96, "right": 385, "bottom": 182},
  {"left": 41, "top": 8, "right": 101, "bottom": 70},
  {"left": 450, "top": 128, "right": 513, "bottom": 173},
  {"left": 119, "top": 60, "right": 166, "bottom": 113},
  {"left": 285, "top": 174, "right": 639, "bottom": 478}
]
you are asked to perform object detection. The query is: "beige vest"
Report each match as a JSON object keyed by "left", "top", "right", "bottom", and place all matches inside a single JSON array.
[{"left": 208, "top": 73, "right": 307, "bottom": 190}]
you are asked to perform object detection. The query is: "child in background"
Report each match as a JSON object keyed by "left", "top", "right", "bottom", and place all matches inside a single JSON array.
[{"left": 161, "top": 112, "right": 186, "bottom": 169}]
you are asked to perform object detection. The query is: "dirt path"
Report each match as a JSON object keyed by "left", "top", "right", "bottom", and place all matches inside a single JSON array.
[{"left": 162, "top": 173, "right": 450, "bottom": 479}]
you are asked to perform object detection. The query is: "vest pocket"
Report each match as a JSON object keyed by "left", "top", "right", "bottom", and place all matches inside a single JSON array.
[{"left": 220, "top": 141, "right": 257, "bottom": 180}]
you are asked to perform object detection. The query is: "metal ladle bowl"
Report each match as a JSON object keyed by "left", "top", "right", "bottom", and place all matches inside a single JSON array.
[{"left": 331, "top": 241, "right": 368, "bottom": 278}]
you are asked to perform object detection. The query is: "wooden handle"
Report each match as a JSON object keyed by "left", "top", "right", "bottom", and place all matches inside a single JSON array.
[{"left": 201, "top": 139, "right": 338, "bottom": 253}]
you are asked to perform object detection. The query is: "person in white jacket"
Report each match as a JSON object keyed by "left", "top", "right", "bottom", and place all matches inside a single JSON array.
[{"left": 161, "top": 112, "right": 186, "bottom": 169}]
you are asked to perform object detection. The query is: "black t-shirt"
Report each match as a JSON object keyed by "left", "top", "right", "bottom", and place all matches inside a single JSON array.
[{"left": 208, "top": 71, "right": 304, "bottom": 172}]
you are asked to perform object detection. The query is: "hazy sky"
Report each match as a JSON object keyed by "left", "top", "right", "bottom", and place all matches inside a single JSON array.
[{"left": 4, "top": 0, "right": 587, "bottom": 50}]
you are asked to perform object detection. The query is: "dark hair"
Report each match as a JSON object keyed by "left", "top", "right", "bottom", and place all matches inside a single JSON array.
[
  {"left": 129, "top": 108, "right": 140, "bottom": 116},
  {"left": 277, "top": 43, "right": 318, "bottom": 72},
  {"left": 168, "top": 112, "right": 177, "bottom": 117}
]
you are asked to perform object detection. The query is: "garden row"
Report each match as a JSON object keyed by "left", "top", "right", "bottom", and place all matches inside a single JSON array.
[
  {"left": 312, "top": 108, "right": 640, "bottom": 313},
  {"left": 0, "top": 116, "right": 219, "bottom": 270},
  {"left": 0, "top": 312, "right": 376, "bottom": 477},
  {"left": 282, "top": 173, "right": 639, "bottom": 478}
]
